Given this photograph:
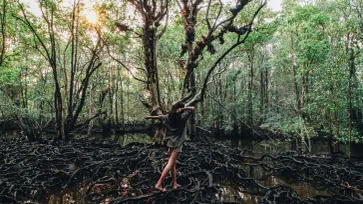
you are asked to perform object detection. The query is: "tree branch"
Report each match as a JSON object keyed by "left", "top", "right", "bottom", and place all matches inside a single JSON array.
[
  {"left": 73, "top": 111, "right": 106, "bottom": 129},
  {"left": 156, "top": 4, "right": 169, "bottom": 39},
  {"left": 205, "top": 0, "right": 212, "bottom": 30},
  {"left": 15, "top": 2, "right": 52, "bottom": 63},
  {"left": 187, "top": 1, "right": 267, "bottom": 105}
]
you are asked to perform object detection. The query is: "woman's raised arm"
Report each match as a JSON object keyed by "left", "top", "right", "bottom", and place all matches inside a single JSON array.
[
  {"left": 176, "top": 106, "right": 195, "bottom": 113},
  {"left": 144, "top": 116, "right": 160, "bottom": 119},
  {"left": 183, "top": 106, "right": 195, "bottom": 111}
]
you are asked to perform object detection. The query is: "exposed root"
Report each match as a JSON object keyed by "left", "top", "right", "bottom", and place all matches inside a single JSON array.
[{"left": 0, "top": 138, "right": 362, "bottom": 203}]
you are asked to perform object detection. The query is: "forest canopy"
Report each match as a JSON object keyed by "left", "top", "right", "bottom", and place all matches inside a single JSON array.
[{"left": 0, "top": 0, "right": 362, "bottom": 143}]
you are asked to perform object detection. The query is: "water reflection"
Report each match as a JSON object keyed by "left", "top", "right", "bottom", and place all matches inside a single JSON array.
[
  {"left": 45, "top": 134, "right": 150, "bottom": 204},
  {"left": 216, "top": 182, "right": 259, "bottom": 204},
  {"left": 223, "top": 138, "right": 353, "bottom": 155},
  {"left": 111, "top": 133, "right": 150, "bottom": 146},
  {"left": 72, "top": 133, "right": 151, "bottom": 146},
  {"left": 215, "top": 138, "right": 357, "bottom": 203},
  {"left": 47, "top": 185, "right": 90, "bottom": 204},
  {"left": 0, "top": 130, "right": 17, "bottom": 139},
  {"left": 216, "top": 138, "right": 363, "bottom": 203},
  {"left": 261, "top": 175, "right": 330, "bottom": 198},
  {"left": 217, "top": 167, "right": 332, "bottom": 203}
]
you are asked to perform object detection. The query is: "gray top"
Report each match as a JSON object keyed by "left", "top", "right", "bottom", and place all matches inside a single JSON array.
[{"left": 159, "top": 110, "right": 192, "bottom": 149}]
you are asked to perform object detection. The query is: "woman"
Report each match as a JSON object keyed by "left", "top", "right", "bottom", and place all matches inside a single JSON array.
[{"left": 145, "top": 101, "right": 195, "bottom": 192}]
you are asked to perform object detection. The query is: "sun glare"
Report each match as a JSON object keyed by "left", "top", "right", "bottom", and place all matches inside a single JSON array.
[{"left": 84, "top": 10, "right": 98, "bottom": 24}]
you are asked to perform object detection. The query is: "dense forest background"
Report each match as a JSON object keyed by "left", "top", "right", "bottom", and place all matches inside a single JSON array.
[{"left": 0, "top": 0, "right": 362, "bottom": 144}]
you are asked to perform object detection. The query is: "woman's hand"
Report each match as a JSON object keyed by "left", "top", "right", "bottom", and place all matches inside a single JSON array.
[
  {"left": 185, "top": 106, "right": 195, "bottom": 111},
  {"left": 145, "top": 116, "right": 160, "bottom": 119},
  {"left": 178, "top": 106, "right": 195, "bottom": 112}
]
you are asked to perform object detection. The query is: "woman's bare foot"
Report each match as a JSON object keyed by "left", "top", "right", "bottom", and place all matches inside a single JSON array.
[
  {"left": 173, "top": 183, "right": 181, "bottom": 190},
  {"left": 155, "top": 184, "right": 166, "bottom": 192}
]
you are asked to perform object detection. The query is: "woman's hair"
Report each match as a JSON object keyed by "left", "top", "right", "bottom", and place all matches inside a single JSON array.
[
  {"left": 168, "top": 101, "right": 185, "bottom": 127},
  {"left": 169, "top": 101, "right": 185, "bottom": 115}
]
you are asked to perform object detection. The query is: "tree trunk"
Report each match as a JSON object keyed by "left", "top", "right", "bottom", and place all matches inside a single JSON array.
[
  {"left": 143, "top": 23, "right": 165, "bottom": 144},
  {"left": 347, "top": 35, "right": 354, "bottom": 160},
  {"left": 348, "top": 65, "right": 352, "bottom": 160},
  {"left": 109, "top": 83, "right": 114, "bottom": 128},
  {"left": 264, "top": 60, "right": 269, "bottom": 116},
  {"left": 260, "top": 64, "right": 264, "bottom": 124},
  {"left": 300, "top": 73, "right": 306, "bottom": 119},
  {"left": 0, "top": 0, "right": 7, "bottom": 67},
  {"left": 143, "top": 16, "right": 163, "bottom": 114},
  {"left": 120, "top": 72, "right": 125, "bottom": 131},
  {"left": 290, "top": 33, "right": 301, "bottom": 115},
  {"left": 248, "top": 51, "right": 254, "bottom": 125},
  {"left": 115, "top": 67, "right": 119, "bottom": 126},
  {"left": 87, "top": 84, "right": 94, "bottom": 136},
  {"left": 259, "top": 52, "right": 266, "bottom": 124}
]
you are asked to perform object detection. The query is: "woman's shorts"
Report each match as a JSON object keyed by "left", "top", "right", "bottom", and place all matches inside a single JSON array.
[{"left": 169, "top": 144, "right": 183, "bottom": 153}]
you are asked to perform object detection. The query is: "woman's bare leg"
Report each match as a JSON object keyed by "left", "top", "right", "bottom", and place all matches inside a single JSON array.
[
  {"left": 155, "top": 150, "right": 179, "bottom": 191},
  {"left": 172, "top": 162, "right": 180, "bottom": 190}
]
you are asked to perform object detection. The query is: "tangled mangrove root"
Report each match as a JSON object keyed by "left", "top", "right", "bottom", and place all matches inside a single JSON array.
[{"left": 0, "top": 137, "right": 362, "bottom": 203}]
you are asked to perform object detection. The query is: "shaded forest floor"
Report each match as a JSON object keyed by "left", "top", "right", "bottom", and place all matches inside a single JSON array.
[{"left": 1, "top": 137, "right": 363, "bottom": 204}]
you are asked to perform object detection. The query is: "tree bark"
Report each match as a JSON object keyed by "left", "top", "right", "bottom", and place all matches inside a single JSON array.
[
  {"left": 143, "top": 26, "right": 163, "bottom": 115},
  {"left": 248, "top": 50, "right": 254, "bottom": 125},
  {"left": 0, "top": 0, "right": 6, "bottom": 67},
  {"left": 290, "top": 32, "right": 301, "bottom": 115}
]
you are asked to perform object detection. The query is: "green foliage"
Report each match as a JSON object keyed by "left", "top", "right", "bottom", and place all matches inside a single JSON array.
[
  {"left": 0, "top": 0, "right": 362, "bottom": 144},
  {"left": 0, "top": 67, "right": 21, "bottom": 86},
  {"left": 260, "top": 114, "right": 318, "bottom": 142}
]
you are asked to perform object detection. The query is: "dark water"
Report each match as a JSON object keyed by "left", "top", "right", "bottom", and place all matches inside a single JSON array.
[
  {"left": 224, "top": 138, "right": 337, "bottom": 154},
  {"left": 4, "top": 133, "right": 362, "bottom": 203},
  {"left": 222, "top": 137, "right": 363, "bottom": 156},
  {"left": 215, "top": 137, "right": 363, "bottom": 203},
  {"left": 111, "top": 133, "right": 151, "bottom": 146},
  {"left": 46, "top": 134, "right": 152, "bottom": 203}
]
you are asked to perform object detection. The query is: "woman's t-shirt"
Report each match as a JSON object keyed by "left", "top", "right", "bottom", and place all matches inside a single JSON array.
[{"left": 159, "top": 110, "right": 192, "bottom": 148}]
